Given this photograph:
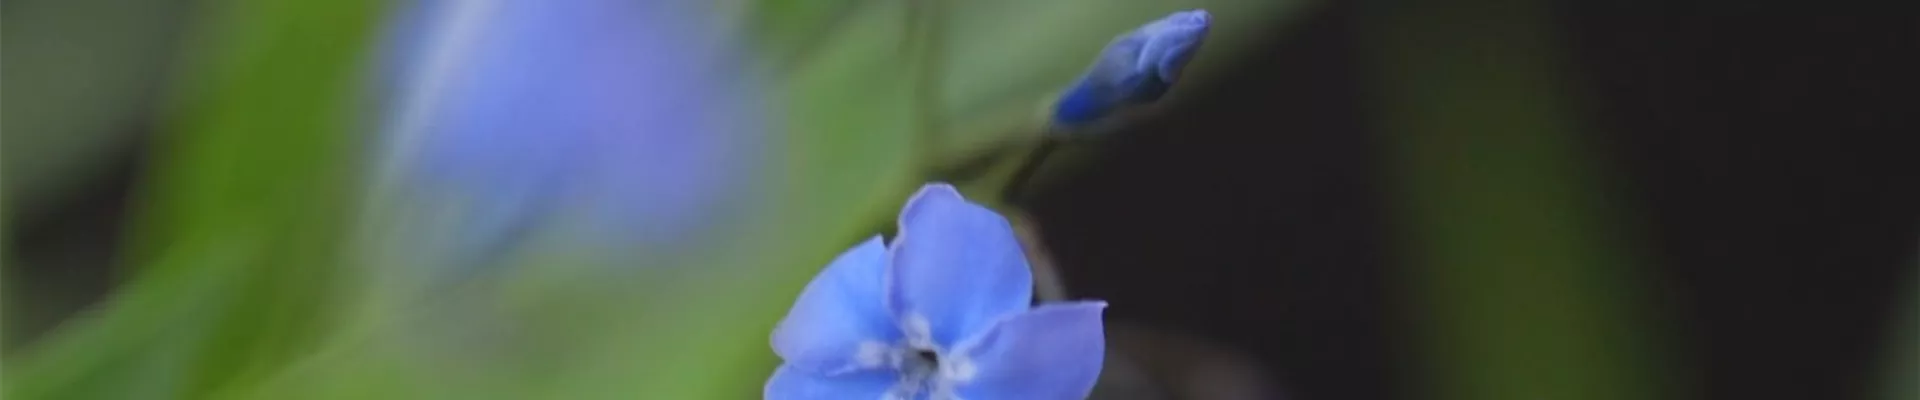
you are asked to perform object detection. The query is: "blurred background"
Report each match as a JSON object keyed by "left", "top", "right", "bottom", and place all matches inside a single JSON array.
[{"left": 4, "top": 0, "right": 1916, "bottom": 399}]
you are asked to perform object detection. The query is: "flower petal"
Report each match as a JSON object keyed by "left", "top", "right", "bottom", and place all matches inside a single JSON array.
[
  {"left": 1050, "top": 33, "right": 1146, "bottom": 126},
  {"left": 1137, "top": 9, "right": 1212, "bottom": 84},
  {"left": 887, "top": 184, "right": 1034, "bottom": 347},
  {"left": 773, "top": 236, "right": 901, "bottom": 374},
  {"left": 763, "top": 365, "right": 899, "bottom": 400},
  {"left": 951, "top": 302, "right": 1108, "bottom": 400}
]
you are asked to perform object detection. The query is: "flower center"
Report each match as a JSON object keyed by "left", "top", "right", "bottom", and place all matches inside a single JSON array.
[
  {"left": 914, "top": 349, "right": 940, "bottom": 367},
  {"left": 880, "top": 344, "right": 943, "bottom": 399},
  {"left": 899, "top": 345, "right": 942, "bottom": 381},
  {"left": 881, "top": 313, "right": 972, "bottom": 399}
]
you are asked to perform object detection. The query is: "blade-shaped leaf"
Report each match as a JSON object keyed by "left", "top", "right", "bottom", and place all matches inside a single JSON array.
[
  {"left": 1363, "top": 1, "right": 1680, "bottom": 400},
  {"left": 2, "top": 0, "right": 383, "bottom": 397}
]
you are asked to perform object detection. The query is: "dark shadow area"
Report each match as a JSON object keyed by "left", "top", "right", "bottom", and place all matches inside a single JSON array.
[
  {"left": 1028, "top": 3, "right": 1405, "bottom": 399},
  {"left": 1563, "top": 10, "right": 1920, "bottom": 400},
  {"left": 4, "top": 134, "right": 145, "bottom": 351},
  {"left": 1028, "top": 4, "right": 1917, "bottom": 400}
]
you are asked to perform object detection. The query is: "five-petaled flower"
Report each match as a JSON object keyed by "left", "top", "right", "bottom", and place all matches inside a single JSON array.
[
  {"left": 766, "top": 184, "right": 1108, "bottom": 400},
  {"left": 1051, "top": 9, "right": 1213, "bottom": 128}
]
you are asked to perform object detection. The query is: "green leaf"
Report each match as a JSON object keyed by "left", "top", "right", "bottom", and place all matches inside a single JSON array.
[
  {"left": 1878, "top": 265, "right": 1918, "bottom": 400},
  {"left": 1362, "top": 1, "right": 1683, "bottom": 399},
  {"left": 2, "top": 0, "right": 383, "bottom": 397}
]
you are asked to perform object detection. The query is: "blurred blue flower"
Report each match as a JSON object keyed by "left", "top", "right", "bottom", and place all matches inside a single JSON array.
[
  {"left": 375, "top": 0, "right": 765, "bottom": 270},
  {"left": 1051, "top": 9, "right": 1213, "bottom": 128},
  {"left": 767, "top": 183, "right": 1108, "bottom": 400}
]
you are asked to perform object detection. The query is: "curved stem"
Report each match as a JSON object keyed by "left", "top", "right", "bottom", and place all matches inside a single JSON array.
[{"left": 999, "top": 140, "right": 1059, "bottom": 204}]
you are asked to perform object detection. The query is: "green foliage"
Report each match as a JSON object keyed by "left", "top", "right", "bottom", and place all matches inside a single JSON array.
[
  {"left": 1, "top": 0, "right": 196, "bottom": 217},
  {"left": 1879, "top": 272, "right": 1918, "bottom": 400},
  {"left": 1363, "top": 1, "right": 1681, "bottom": 399},
  {"left": 3, "top": 0, "right": 382, "bottom": 397}
]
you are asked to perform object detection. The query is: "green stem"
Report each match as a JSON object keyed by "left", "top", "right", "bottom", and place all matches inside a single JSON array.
[{"left": 1000, "top": 140, "right": 1059, "bottom": 204}]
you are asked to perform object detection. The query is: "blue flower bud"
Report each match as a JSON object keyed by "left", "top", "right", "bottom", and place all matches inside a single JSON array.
[{"left": 1050, "top": 10, "right": 1213, "bottom": 128}]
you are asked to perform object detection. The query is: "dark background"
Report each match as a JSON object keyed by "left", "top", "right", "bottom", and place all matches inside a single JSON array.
[{"left": 1028, "top": 4, "right": 1918, "bottom": 400}]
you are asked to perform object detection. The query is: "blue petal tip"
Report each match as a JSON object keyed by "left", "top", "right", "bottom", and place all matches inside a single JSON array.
[{"left": 1049, "top": 9, "right": 1215, "bottom": 130}]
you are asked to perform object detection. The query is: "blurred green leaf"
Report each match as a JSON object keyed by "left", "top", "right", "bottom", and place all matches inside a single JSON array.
[
  {"left": 131, "top": 0, "right": 383, "bottom": 392},
  {"left": 743, "top": 0, "right": 865, "bottom": 68},
  {"left": 1, "top": 0, "right": 195, "bottom": 219},
  {"left": 2, "top": 242, "right": 8, "bottom": 347},
  {"left": 3, "top": 0, "right": 195, "bottom": 346},
  {"left": 1879, "top": 263, "right": 1918, "bottom": 400},
  {"left": 1363, "top": 1, "right": 1683, "bottom": 400},
  {"left": 2, "top": 0, "right": 382, "bottom": 397}
]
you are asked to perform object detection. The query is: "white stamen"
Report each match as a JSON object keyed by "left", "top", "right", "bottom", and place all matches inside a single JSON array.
[
  {"left": 879, "top": 312, "right": 973, "bottom": 399},
  {"left": 939, "top": 354, "right": 977, "bottom": 383},
  {"left": 903, "top": 313, "right": 935, "bottom": 348},
  {"left": 855, "top": 341, "right": 892, "bottom": 368}
]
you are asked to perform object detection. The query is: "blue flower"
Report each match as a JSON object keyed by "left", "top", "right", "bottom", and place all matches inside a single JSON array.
[
  {"left": 767, "top": 184, "right": 1108, "bottom": 400},
  {"left": 375, "top": 0, "right": 766, "bottom": 270},
  {"left": 1051, "top": 9, "right": 1214, "bottom": 128}
]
